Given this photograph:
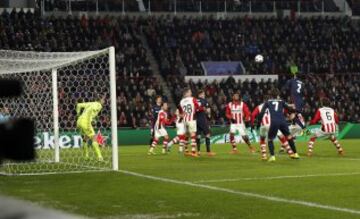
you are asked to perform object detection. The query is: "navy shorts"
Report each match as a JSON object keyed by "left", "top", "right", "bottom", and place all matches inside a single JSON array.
[
  {"left": 268, "top": 121, "right": 290, "bottom": 140},
  {"left": 197, "top": 120, "right": 210, "bottom": 136},
  {"left": 293, "top": 99, "right": 304, "bottom": 113}
]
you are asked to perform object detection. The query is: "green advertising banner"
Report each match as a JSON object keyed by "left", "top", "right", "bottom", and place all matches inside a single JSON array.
[{"left": 34, "top": 123, "right": 359, "bottom": 148}]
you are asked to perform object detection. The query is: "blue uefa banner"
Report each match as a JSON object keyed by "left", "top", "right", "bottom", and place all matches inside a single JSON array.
[{"left": 201, "top": 61, "right": 246, "bottom": 75}]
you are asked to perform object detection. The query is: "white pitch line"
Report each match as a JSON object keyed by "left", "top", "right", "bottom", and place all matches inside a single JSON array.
[
  {"left": 193, "top": 172, "right": 360, "bottom": 183},
  {"left": 119, "top": 169, "right": 360, "bottom": 215}
]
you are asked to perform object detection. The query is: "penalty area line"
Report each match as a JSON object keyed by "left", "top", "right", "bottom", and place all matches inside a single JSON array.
[
  {"left": 119, "top": 169, "right": 360, "bottom": 215},
  {"left": 193, "top": 172, "right": 360, "bottom": 183}
]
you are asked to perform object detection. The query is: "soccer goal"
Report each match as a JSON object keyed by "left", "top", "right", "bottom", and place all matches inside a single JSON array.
[{"left": 0, "top": 47, "right": 118, "bottom": 175}]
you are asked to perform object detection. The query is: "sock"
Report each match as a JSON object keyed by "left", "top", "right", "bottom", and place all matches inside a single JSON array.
[
  {"left": 330, "top": 135, "right": 343, "bottom": 152},
  {"left": 243, "top": 136, "right": 252, "bottom": 147},
  {"left": 83, "top": 141, "right": 89, "bottom": 157},
  {"left": 163, "top": 137, "right": 169, "bottom": 150},
  {"left": 230, "top": 133, "right": 237, "bottom": 150},
  {"left": 92, "top": 141, "right": 103, "bottom": 159},
  {"left": 179, "top": 135, "right": 185, "bottom": 152},
  {"left": 287, "top": 137, "right": 297, "bottom": 153},
  {"left": 184, "top": 136, "right": 189, "bottom": 152},
  {"left": 167, "top": 136, "right": 179, "bottom": 148},
  {"left": 205, "top": 137, "right": 211, "bottom": 152},
  {"left": 280, "top": 136, "right": 293, "bottom": 155},
  {"left": 294, "top": 115, "right": 306, "bottom": 129},
  {"left": 196, "top": 135, "right": 201, "bottom": 152},
  {"left": 268, "top": 140, "right": 275, "bottom": 156},
  {"left": 150, "top": 139, "right": 158, "bottom": 152},
  {"left": 308, "top": 136, "right": 316, "bottom": 153},
  {"left": 260, "top": 137, "right": 267, "bottom": 157},
  {"left": 191, "top": 136, "right": 197, "bottom": 153}
]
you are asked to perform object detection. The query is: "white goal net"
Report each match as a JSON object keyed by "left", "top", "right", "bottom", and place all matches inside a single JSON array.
[{"left": 0, "top": 47, "right": 118, "bottom": 175}]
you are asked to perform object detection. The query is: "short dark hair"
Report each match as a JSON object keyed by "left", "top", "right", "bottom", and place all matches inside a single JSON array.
[
  {"left": 198, "top": 90, "right": 205, "bottom": 96},
  {"left": 183, "top": 88, "right": 191, "bottom": 96},
  {"left": 155, "top": 95, "right": 162, "bottom": 100},
  {"left": 321, "top": 98, "right": 331, "bottom": 107},
  {"left": 269, "top": 88, "right": 280, "bottom": 98},
  {"left": 233, "top": 91, "right": 240, "bottom": 96}
]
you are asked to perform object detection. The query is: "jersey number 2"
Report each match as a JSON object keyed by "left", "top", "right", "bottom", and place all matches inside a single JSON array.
[{"left": 297, "top": 83, "right": 302, "bottom": 93}]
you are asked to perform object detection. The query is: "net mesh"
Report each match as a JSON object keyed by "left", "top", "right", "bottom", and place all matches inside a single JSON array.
[{"left": 0, "top": 49, "right": 115, "bottom": 175}]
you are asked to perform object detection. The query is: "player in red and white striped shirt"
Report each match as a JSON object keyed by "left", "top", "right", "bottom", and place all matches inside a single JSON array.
[
  {"left": 307, "top": 98, "right": 344, "bottom": 156},
  {"left": 166, "top": 109, "right": 187, "bottom": 153},
  {"left": 148, "top": 102, "right": 174, "bottom": 155},
  {"left": 251, "top": 100, "right": 271, "bottom": 160},
  {"left": 225, "top": 92, "right": 255, "bottom": 154},
  {"left": 178, "top": 88, "right": 202, "bottom": 157}
]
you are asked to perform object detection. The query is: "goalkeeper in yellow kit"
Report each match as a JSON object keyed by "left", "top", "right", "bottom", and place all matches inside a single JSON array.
[{"left": 76, "top": 98, "right": 105, "bottom": 161}]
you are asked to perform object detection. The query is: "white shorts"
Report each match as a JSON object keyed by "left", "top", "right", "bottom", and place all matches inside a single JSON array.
[
  {"left": 176, "top": 122, "right": 186, "bottom": 135},
  {"left": 185, "top": 121, "right": 197, "bottom": 133},
  {"left": 154, "top": 128, "right": 168, "bottom": 138},
  {"left": 230, "top": 124, "right": 247, "bottom": 136},
  {"left": 259, "top": 125, "right": 270, "bottom": 137},
  {"left": 314, "top": 129, "right": 335, "bottom": 138}
]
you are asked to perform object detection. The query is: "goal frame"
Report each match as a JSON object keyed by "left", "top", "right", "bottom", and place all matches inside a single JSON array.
[{"left": 0, "top": 46, "right": 118, "bottom": 174}]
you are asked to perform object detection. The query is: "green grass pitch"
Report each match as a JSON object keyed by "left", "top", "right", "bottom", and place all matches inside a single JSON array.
[{"left": 1, "top": 139, "right": 360, "bottom": 219}]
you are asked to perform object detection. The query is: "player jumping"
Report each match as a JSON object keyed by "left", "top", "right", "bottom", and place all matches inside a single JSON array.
[
  {"left": 148, "top": 102, "right": 174, "bottom": 155},
  {"left": 196, "top": 90, "right": 215, "bottom": 156},
  {"left": 76, "top": 97, "right": 105, "bottom": 161},
  {"left": 226, "top": 92, "right": 255, "bottom": 154},
  {"left": 179, "top": 88, "right": 202, "bottom": 157},
  {"left": 283, "top": 73, "right": 309, "bottom": 135},
  {"left": 307, "top": 98, "right": 344, "bottom": 156},
  {"left": 251, "top": 99, "right": 271, "bottom": 160},
  {"left": 257, "top": 88, "right": 300, "bottom": 162}
]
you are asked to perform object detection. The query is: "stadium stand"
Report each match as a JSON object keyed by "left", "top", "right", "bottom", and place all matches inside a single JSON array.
[
  {"left": 347, "top": 0, "right": 360, "bottom": 15},
  {"left": 142, "top": 0, "right": 339, "bottom": 13},
  {"left": 0, "top": 10, "right": 358, "bottom": 127},
  {"left": 145, "top": 16, "right": 359, "bottom": 76},
  {"left": 0, "top": 9, "right": 161, "bottom": 128}
]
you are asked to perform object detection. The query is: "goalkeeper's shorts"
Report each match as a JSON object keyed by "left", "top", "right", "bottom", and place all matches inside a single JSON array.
[{"left": 76, "top": 119, "right": 95, "bottom": 138}]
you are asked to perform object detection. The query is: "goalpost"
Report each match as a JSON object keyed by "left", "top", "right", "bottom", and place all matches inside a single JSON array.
[{"left": 0, "top": 47, "right": 118, "bottom": 175}]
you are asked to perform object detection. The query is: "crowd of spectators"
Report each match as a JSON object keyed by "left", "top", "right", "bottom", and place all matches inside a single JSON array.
[
  {"left": 0, "top": 10, "right": 359, "bottom": 129},
  {"left": 0, "top": 9, "right": 159, "bottom": 129},
  {"left": 167, "top": 74, "right": 360, "bottom": 124},
  {"left": 145, "top": 15, "right": 360, "bottom": 76},
  {"left": 144, "top": 0, "right": 338, "bottom": 13},
  {"left": 41, "top": 0, "right": 139, "bottom": 12},
  {"left": 39, "top": 0, "right": 339, "bottom": 13}
]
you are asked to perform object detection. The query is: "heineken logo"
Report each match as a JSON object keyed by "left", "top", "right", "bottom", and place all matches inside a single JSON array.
[{"left": 34, "top": 132, "right": 83, "bottom": 149}]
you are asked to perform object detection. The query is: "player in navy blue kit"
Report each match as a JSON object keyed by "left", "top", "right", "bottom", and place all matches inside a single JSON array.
[
  {"left": 149, "top": 96, "right": 163, "bottom": 147},
  {"left": 257, "top": 88, "right": 300, "bottom": 162},
  {"left": 196, "top": 90, "right": 215, "bottom": 156},
  {"left": 283, "top": 73, "right": 309, "bottom": 134}
]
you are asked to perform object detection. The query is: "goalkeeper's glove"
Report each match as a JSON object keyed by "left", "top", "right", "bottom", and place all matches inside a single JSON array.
[
  {"left": 231, "top": 119, "right": 236, "bottom": 123},
  {"left": 245, "top": 121, "right": 251, "bottom": 128}
]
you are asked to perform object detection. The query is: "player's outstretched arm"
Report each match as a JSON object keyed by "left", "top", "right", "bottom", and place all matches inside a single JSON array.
[
  {"left": 76, "top": 102, "right": 87, "bottom": 116},
  {"left": 309, "top": 109, "right": 321, "bottom": 125},
  {"left": 257, "top": 102, "right": 268, "bottom": 128}
]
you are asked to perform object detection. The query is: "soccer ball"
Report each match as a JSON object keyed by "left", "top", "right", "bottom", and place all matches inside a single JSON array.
[{"left": 255, "top": 54, "right": 264, "bottom": 63}]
